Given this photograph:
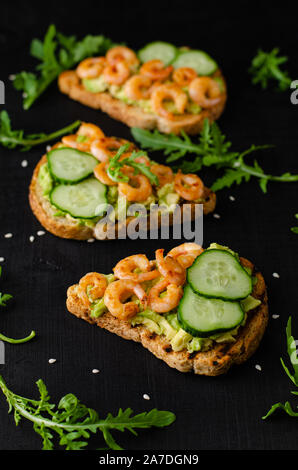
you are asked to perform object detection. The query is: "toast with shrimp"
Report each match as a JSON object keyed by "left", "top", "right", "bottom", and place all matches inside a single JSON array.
[
  {"left": 66, "top": 243, "right": 268, "bottom": 376},
  {"left": 58, "top": 42, "right": 227, "bottom": 135},
  {"left": 29, "top": 123, "right": 216, "bottom": 241}
]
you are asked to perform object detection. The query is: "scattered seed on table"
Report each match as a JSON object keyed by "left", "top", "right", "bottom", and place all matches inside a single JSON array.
[
  {"left": 22, "top": 92, "right": 27, "bottom": 98},
  {"left": 255, "top": 364, "right": 262, "bottom": 371},
  {"left": 229, "top": 195, "right": 235, "bottom": 201},
  {"left": 4, "top": 233, "right": 13, "bottom": 239},
  {"left": 48, "top": 358, "right": 57, "bottom": 364},
  {"left": 46, "top": 145, "right": 51, "bottom": 152},
  {"left": 37, "top": 230, "right": 45, "bottom": 236},
  {"left": 87, "top": 238, "right": 95, "bottom": 243},
  {"left": 21, "top": 160, "right": 28, "bottom": 168},
  {"left": 213, "top": 213, "right": 221, "bottom": 219},
  {"left": 143, "top": 394, "right": 150, "bottom": 400},
  {"left": 272, "top": 314, "right": 280, "bottom": 319},
  {"left": 29, "top": 236, "right": 35, "bottom": 243},
  {"left": 9, "top": 74, "right": 16, "bottom": 81},
  {"left": 92, "top": 369, "right": 100, "bottom": 374},
  {"left": 0, "top": 257, "right": 4, "bottom": 262},
  {"left": 272, "top": 272, "right": 280, "bottom": 279}
]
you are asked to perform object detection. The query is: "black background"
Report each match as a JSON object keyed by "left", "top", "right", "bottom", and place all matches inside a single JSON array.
[{"left": 0, "top": 1, "right": 297, "bottom": 451}]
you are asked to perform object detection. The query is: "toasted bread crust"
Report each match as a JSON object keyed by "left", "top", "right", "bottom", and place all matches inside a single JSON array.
[
  {"left": 29, "top": 156, "right": 216, "bottom": 241},
  {"left": 58, "top": 70, "right": 227, "bottom": 135},
  {"left": 66, "top": 257, "right": 268, "bottom": 376}
]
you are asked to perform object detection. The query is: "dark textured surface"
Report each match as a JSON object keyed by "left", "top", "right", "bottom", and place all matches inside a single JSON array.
[{"left": 0, "top": 2, "right": 297, "bottom": 450}]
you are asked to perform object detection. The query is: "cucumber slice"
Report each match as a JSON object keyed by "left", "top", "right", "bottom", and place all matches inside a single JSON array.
[
  {"left": 178, "top": 285, "right": 244, "bottom": 337},
  {"left": 50, "top": 178, "right": 108, "bottom": 219},
  {"left": 47, "top": 148, "right": 98, "bottom": 184},
  {"left": 138, "top": 41, "right": 178, "bottom": 65},
  {"left": 172, "top": 50, "right": 218, "bottom": 75},
  {"left": 187, "top": 250, "right": 252, "bottom": 301}
]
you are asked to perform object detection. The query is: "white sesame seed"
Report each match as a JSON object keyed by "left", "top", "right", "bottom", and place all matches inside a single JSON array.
[
  {"left": 37, "top": 230, "right": 45, "bottom": 236},
  {"left": 255, "top": 364, "right": 262, "bottom": 371},
  {"left": 143, "top": 394, "right": 150, "bottom": 400},
  {"left": 87, "top": 238, "right": 95, "bottom": 243},
  {"left": 9, "top": 74, "right": 16, "bottom": 81},
  {"left": 29, "top": 236, "right": 35, "bottom": 243},
  {"left": 21, "top": 160, "right": 28, "bottom": 168},
  {"left": 272, "top": 314, "right": 280, "bottom": 319},
  {"left": 22, "top": 92, "right": 27, "bottom": 98},
  {"left": 48, "top": 358, "right": 56, "bottom": 364},
  {"left": 0, "top": 257, "right": 4, "bottom": 263},
  {"left": 229, "top": 195, "right": 235, "bottom": 201},
  {"left": 272, "top": 272, "right": 280, "bottom": 279},
  {"left": 46, "top": 145, "right": 51, "bottom": 152},
  {"left": 4, "top": 233, "right": 13, "bottom": 239},
  {"left": 234, "top": 161, "right": 241, "bottom": 168},
  {"left": 213, "top": 213, "right": 221, "bottom": 219},
  {"left": 92, "top": 369, "right": 100, "bottom": 374}
]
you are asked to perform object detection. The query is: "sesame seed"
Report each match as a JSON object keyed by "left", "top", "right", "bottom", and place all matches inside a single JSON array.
[
  {"left": 9, "top": 74, "right": 16, "bottom": 81},
  {"left": 4, "top": 233, "right": 13, "bottom": 239},
  {"left": 22, "top": 92, "right": 27, "bottom": 98},
  {"left": 46, "top": 145, "right": 51, "bottom": 152},
  {"left": 29, "top": 236, "right": 35, "bottom": 243},
  {"left": 21, "top": 160, "right": 28, "bottom": 168},
  {"left": 143, "top": 394, "right": 150, "bottom": 400},
  {"left": 255, "top": 364, "right": 262, "bottom": 371},
  {"left": 0, "top": 257, "right": 4, "bottom": 262},
  {"left": 213, "top": 213, "right": 221, "bottom": 219},
  {"left": 229, "top": 195, "right": 235, "bottom": 201},
  {"left": 234, "top": 161, "right": 241, "bottom": 168},
  {"left": 87, "top": 238, "right": 95, "bottom": 243},
  {"left": 48, "top": 358, "right": 56, "bottom": 364},
  {"left": 272, "top": 314, "right": 280, "bottom": 319},
  {"left": 272, "top": 272, "right": 280, "bottom": 279},
  {"left": 37, "top": 230, "right": 45, "bottom": 236},
  {"left": 92, "top": 369, "right": 100, "bottom": 374}
]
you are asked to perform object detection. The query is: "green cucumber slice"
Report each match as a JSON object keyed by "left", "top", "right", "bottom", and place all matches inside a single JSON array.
[
  {"left": 50, "top": 177, "right": 107, "bottom": 219},
  {"left": 178, "top": 285, "right": 244, "bottom": 337},
  {"left": 172, "top": 50, "right": 218, "bottom": 75},
  {"left": 138, "top": 41, "right": 178, "bottom": 65},
  {"left": 187, "top": 250, "right": 252, "bottom": 301},
  {"left": 47, "top": 148, "right": 98, "bottom": 184}
]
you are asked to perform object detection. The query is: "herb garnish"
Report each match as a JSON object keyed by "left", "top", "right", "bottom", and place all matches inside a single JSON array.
[
  {"left": 263, "top": 317, "right": 298, "bottom": 419},
  {"left": 291, "top": 214, "right": 298, "bottom": 234},
  {"left": 131, "top": 120, "right": 298, "bottom": 193},
  {"left": 0, "top": 111, "right": 80, "bottom": 151},
  {"left": 249, "top": 48, "right": 292, "bottom": 91},
  {"left": 0, "top": 376, "right": 175, "bottom": 450},
  {"left": 107, "top": 144, "right": 159, "bottom": 186},
  {"left": 13, "top": 24, "right": 115, "bottom": 109},
  {"left": 0, "top": 266, "right": 35, "bottom": 344}
]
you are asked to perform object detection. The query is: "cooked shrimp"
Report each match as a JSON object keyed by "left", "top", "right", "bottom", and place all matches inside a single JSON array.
[
  {"left": 174, "top": 170, "right": 204, "bottom": 201},
  {"left": 172, "top": 67, "right": 197, "bottom": 87},
  {"left": 148, "top": 278, "right": 183, "bottom": 313},
  {"left": 104, "top": 279, "right": 147, "bottom": 320},
  {"left": 140, "top": 60, "right": 173, "bottom": 81},
  {"left": 94, "top": 162, "right": 117, "bottom": 186},
  {"left": 188, "top": 77, "right": 222, "bottom": 108},
  {"left": 151, "top": 84, "right": 188, "bottom": 120},
  {"left": 168, "top": 243, "right": 203, "bottom": 269},
  {"left": 103, "top": 61, "right": 131, "bottom": 85},
  {"left": 124, "top": 75, "right": 152, "bottom": 100},
  {"left": 150, "top": 164, "right": 173, "bottom": 187},
  {"left": 118, "top": 173, "right": 152, "bottom": 202},
  {"left": 155, "top": 249, "right": 186, "bottom": 286},
  {"left": 113, "top": 254, "right": 159, "bottom": 283},
  {"left": 106, "top": 46, "right": 139, "bottom": 67},
  {"left": 78, "top": 272, "right": 108, "bottom": 307},
  {"left": 91, "top": 137, "right": 133, "bottom": 162},
  {"left": 76, "top": 57, "right": 107, "bottom": 79},
  {"left": 62, "top": 123, "right": 105, "bottom": 152}
]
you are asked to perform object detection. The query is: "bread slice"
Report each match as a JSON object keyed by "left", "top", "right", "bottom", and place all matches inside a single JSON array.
[
  {"left": 29, "top": 155, "right": 216, "bottom": 241},
  {"left": 66, "top": 257, "right": 268, "bottom": 376},
  {"left": 58, "top": 70, "right": 227, "bottom": 135}
]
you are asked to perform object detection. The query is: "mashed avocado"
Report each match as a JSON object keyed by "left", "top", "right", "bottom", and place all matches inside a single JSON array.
[
  {"left": 82, "top": 76, "right": 109, "bottom": 93},
  {"left": 38, "top": 163, "right": 53, "bottom": 196},
  {"left": 157, "top": 183, "right": 180, "bottom": 210}
]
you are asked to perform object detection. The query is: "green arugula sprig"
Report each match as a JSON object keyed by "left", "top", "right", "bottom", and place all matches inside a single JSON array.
[
  {"left": 0, "top": 111, "right": 80, "bottom": 151},
  {"left": 249, "top": 48, "right": 292, "bottom": 91},
  {"left": 13, "top": 24, "right": 115, "bottom": 110},
  {"left": 0, "top": 375, "right": 175, "bottom": 450},
  {"left": 291, "top": 214, "right": 298, "bottom": 234},
  {"left": 263, "top": 317, "right": 298, "bottom": 419},
  {"left": 107, "top": 144, "right": 159, "bottom": 186},
  {"left": 132, "top": 120, "right": 298, "bottom": 193},
  {"left": 0, "top": 267, "right": 35, "bottom": 344}
]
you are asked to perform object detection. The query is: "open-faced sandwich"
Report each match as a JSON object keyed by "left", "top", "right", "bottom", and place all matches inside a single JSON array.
[
  {"left": 59, "top": 41, "right": 227, "bottom": 135},
  {"left": 66, "top": 243, "right": 268, "bottom": 375},
  {"left": 29, "top": 123, "right": 216, "bottom": 240}
]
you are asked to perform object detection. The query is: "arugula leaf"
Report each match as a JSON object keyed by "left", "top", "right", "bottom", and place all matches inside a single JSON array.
[
  {"left": 107, "top": 144, "right": 159, "bottom": 185},
  {"left": 13, "top": 25, "right": 115, "bottom": 109},
  {"left": 249, "top": 48, "right": 292, "bottom": 91},
  {"left": 263, "top": 401, "right": 298, "bottom": 420},
  {"left": 0, "top": 111, "right": 80, "bottom": 151},
  {"left": 132, "top": 120, "right": 297, "bottom": 192},
  {"left": 279, "top": 317, "right": 298, "bottom": 387},
  {"left": 291, "top": 214, "right": 298, "bottom": 234},
  {"left": 0, "top": 266, "right": 12, "bottom": 307},
  {"left": 0, "top": 375, "right": 176, "bottom": 450}
]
